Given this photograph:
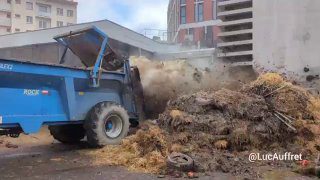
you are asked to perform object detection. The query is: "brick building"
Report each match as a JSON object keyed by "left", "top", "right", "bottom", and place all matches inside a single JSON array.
[{"left": 167, "top": 0, "right": 221, "bottom": 48}]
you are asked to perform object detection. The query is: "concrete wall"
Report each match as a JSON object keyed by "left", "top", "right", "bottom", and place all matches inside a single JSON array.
[
  {"left": 253, "top": 0, "right": 320, "bottom": 82},
  {"left": 0, "top": 42, "right": 82, "bottom": 67}
]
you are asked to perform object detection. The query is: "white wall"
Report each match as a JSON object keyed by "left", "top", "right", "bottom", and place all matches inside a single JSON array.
[
  {"left": 0, "top": 0, "right": 77, "bottom": 34},
  {"left": 253, "top": 0, "right": 320, "bottom": 81}
]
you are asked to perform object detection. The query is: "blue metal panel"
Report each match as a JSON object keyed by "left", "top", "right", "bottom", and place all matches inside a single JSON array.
[
  {"left": 63, "top": 77, "right": 77, "bottom": 120},
  {"left": 0, "top": 59, "right": 125, "bottom": 80},
  {"left": 0, "top": 26, "right": 139, "bottom": 135},
  {"left": 0, "top": 88, "right": 67, "bottom": 133},
  {"left": 0, "top": 62, "right": 131, "bottom": 133}
]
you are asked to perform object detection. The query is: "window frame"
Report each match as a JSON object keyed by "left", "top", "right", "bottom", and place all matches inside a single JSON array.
[
  {"left": 26, "top": 16, "right": 33, "bottom": 24},
  {"left": 39, "top": 4, "right": 51, "bottom": 13},
  {"left": 212, "top": 0, "right": 217, "bottom": 20},
  {"left": 26, "top": 2, "right": 33, "bottom": 10},
  {"left": 67, "top": 10, "right": 73, "bottom": 17},
  {"left": 57, "top": 8, "right": 63, "bottom": 16},
  {"left": 180, "top": 0, "right": 186, "bottom": 24},
  {"left": 194, "top": 0, "right": 204, "bottom": 22},
  {"left": 39, "top": 19, "right": 51, "bottom": 29},
  {"left": 57, "top": 21, "right": 63, "bottom": 27}
]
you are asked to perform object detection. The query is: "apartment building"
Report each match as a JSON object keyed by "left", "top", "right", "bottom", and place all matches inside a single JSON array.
[
  {"left": 167, "top": 0, "right": 221, "bottom": 48},
  {"left": 0, "top": 0, "right": 77, "bottom": 35}
]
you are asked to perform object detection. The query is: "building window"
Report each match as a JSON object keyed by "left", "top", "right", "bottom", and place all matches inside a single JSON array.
[
  {"left": 67, "top": 23, "right": 73, "bottom": 26},
  {"left": 7, "top": 0, "right": 11, "bottom": 4},
  {"left": 39, "top": 19, "right": 50, "bottom": 29},
  {"left": 15, "top": 0, "right": 20, "bottom": 4},
  {"left": 57, "top": 21, "right": 63, "bottom": 27},
  {"left": 15, "top": 28, "right": 20, "bottom": 32},
  {"left": 26, "top": 2, "right": 33, "bottom": 10},
  {"left": 180, "top": 6, "right": 186, "bottom": 24},
  {"left": 188, "top": 28, "right": 194, "bottom": 35},
  {"left": 67, "top": 10, "right": 73, "bottom": 17},
  {"left": 194, "top": 0, "right": 204, "bottom": 22},
  {"left": 6, "top": 28, "right": 11, "bottom": 33},
  {"left": 15, "top": 14, "right": 21, "bottom": 18},
  {"left": 213, "top": 0, "right": 217, "bottom": 20},
  {"left": 57, "top": 8, "right": 63, "bottom": 16},
  {"left": 6, "top": 13, "right": 11, "bottom": 18},
  {"left": 180, "top": 0, "right": 186, "bottom": 24},
  {"left": 26, "top": 16, "right": 33, "bottom": 24},
  {"left": 39, "top": 4, "right": 50, "bottom": 13}
]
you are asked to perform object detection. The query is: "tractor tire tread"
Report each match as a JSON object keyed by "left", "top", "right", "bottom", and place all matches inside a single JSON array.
[{"left": 85, "top": 102, "right": 130, "bottom": 148}]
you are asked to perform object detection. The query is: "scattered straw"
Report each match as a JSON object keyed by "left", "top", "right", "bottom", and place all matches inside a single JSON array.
[{"left": 83, "top": 125, "right": 168, "bottom": 174}]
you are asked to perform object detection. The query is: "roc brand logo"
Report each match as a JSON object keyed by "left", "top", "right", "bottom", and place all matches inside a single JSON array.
[
  {"left": 24, "top": 89, "right": 40, "bottom": 96},
  {"left": 0, "top": 63, "right": 13, "bottom": 70}
]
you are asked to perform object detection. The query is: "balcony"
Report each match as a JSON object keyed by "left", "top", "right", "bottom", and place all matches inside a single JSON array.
[
  {"left": 0, "top": 17, "right": 11, "bottom": 27},
  {"left": 37, "top": 11, "right": 51, "bottom": 18},
  {"left": 218, "top": 0, "right": 252, "bottom": 7},
  {"left": 0, "top": 2, "right": 11, "bottom": 12}
]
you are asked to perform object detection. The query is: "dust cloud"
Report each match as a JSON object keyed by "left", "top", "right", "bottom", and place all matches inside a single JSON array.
[{"left": 131, "top": 57, "right": 257, "bottom": 118}]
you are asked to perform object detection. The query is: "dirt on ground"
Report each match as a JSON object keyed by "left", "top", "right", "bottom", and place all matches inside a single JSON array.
[{"left": 82, "top": 73, "right": 320, "bottom": 179}]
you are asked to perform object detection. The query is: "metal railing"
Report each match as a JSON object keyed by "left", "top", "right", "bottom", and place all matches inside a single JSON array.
[{"left": 37, "top": 11, "right": 51, "bottom": 18}]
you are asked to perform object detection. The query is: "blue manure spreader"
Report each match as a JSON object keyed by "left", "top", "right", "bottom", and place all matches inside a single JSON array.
[{"left": 0, "top": 26, "right": 144, "bottom": 147}]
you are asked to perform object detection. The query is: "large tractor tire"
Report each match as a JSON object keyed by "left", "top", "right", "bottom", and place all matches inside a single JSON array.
[
  {"left": 85, "top": 103, "right": 130, "bottom": 148},
  {"left": 49, "top": 124, "right": 85, "bottom": 144}
]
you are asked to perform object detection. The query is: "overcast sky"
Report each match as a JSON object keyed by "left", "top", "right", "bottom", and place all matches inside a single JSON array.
[{"left": 77, "top": 0, "right": 169, "bottom": 34}]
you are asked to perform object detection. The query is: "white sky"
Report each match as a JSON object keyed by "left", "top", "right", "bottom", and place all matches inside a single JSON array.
[{"left": 76, "top": 0, "right": 169, "bottom": 34}]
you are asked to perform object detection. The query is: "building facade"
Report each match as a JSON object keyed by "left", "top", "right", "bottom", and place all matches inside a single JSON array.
[
  {"left": 0, "top": 0, "right": 77, "bottom": 35},
  {"left": 167, "top": 0, "right": 221, "bottom": 48}
]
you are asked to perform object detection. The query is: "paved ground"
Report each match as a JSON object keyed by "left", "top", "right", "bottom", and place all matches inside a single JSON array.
[
  {"left": 0, "top": 130, "right": 155, "bottom": 180},
  {"left": 0, "top": 128, "right": 234, "bottom": 180},
  {"left": 0, "top": 128, "right": 316, "bottom": 180}
]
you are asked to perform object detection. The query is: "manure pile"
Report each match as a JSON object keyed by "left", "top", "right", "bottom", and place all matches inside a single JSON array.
[{"left": 85, "top": 73, "right": 320, "bottom": 178}]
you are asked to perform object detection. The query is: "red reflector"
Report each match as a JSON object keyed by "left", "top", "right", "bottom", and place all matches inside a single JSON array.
[{"left": 42, "top": 90, "right": 49, "bottom": 95}]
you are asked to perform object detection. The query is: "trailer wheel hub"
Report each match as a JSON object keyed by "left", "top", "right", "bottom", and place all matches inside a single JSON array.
[{"left": 104, "top": 114, "right": 123, "bottom": 138}]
